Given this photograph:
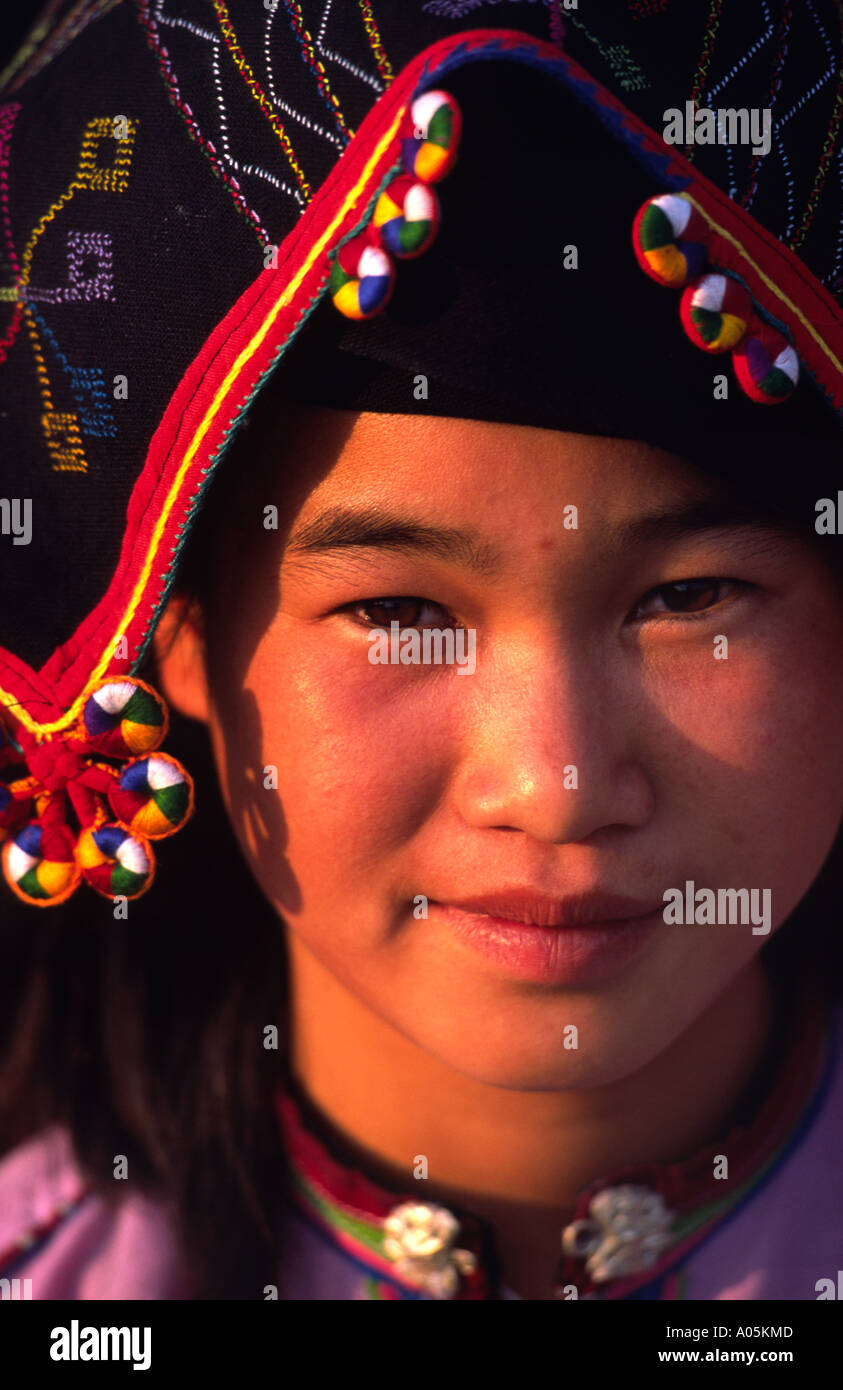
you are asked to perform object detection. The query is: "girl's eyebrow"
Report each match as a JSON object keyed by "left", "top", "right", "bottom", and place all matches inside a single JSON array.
[
  {"left": 285, "top": 505, "right": 502, "bottom": 576},
  {"left": 284, "top": 497, "right": 802, "bottom": 574},
  {"left": 611, "top": 498, "right": 804, "bottom": 550}
]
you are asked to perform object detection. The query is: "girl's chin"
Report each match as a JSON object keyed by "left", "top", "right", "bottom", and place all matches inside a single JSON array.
[{"left": 399, "top": 1000, "right": 681, "bottom": 1092}]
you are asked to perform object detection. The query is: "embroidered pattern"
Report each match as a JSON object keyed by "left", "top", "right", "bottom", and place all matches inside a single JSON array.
[
  {"left": 212, "top": 0, "right": 315, "bottom": 198},
  {"left": 28, "top": 304, "right": 118, "bottom": 439},
  {"left": 2, "top": 114, "right": 137, "bottom": 473},
  {"left": 685, "top": 0, "right": 725, "bottom": 157},
  {"left": 680, "top": 0, "right": 843, "bottom": 281},
  {"left": 137, "top": 0, "right": 273, "bottom": 246},
  {"left": 0, "top": 62, "right": 412, "bottom": 743},
  {"left": 280, "top": 0, "right": 353, "bottom": 140},
  {"left": 791, "top": 5, "right": 843, "bottom": 249},
  {"left": 739, "top": 1, "right": 791, "bottom": 213},
  {"left": 359, "top": 0, "right": 394, "bottom": 83}
]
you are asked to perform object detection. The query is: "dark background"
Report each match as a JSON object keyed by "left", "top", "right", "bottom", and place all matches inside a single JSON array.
[{"left": 1, "top": 4, "right": 41, "bottom": 68}]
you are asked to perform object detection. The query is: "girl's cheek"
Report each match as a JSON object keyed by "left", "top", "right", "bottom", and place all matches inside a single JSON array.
[
  {"left": 250, "top": 629, "right": 458, "bottom": 853},
  {"left": 640, "top": 615, "right": 843, "bottom": 778},
  {"left": 646, "top": 643, "right": 843, "bottom": 897}
]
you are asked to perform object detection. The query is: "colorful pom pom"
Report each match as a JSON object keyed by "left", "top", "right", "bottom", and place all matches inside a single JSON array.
[
  {"left": 81, "top": 678, "right": 167, "bottom": 756},
  {"left": 402, "top": 89, "right": 462, "bottom": 183},
  {"left": 107, "top": 753, "right": 193, "bottom": 838},
  {"left": 330, "top": 236, "right": 395, "bottom": 320},
  {"left": 733, "top": 322, "right": 799, "bottom": 404},
  {"left": 76, "top": 822, "right": 154, "bottom": 899},
  {"left": 373, "top": 174, "right": 441, "bottom": 258},
  {"left": 329, "top": 87, "right": 460, "bottom": 324},
  {"left": 2, "top": 671, "right": 193, "bottom": 909},
  {"left": 632, "top": 194, "right": 708, "bottom": 288},
  {"left": 633, "top": 191, "right": 800, "bottom": 408},
  {"left": 2, "top": 821, "right": 81, "bottom": 906},
  {"left": 679, "top": 273, "right": 752, "bottom": 353}
]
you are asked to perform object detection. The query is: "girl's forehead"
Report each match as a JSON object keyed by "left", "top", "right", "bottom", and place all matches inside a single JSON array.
[{"left": 287, "top": 408, "right": 727, "bottom": 520}]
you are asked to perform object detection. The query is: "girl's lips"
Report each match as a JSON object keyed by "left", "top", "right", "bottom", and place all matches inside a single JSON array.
[
  {"left": 428, "top": 900, "right": 664, "bottom": 985},
  {"left": 436, "top": 889, "right": 662, "bottom": 928}
]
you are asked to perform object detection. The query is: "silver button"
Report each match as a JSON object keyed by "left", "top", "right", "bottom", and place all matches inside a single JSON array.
[
  {"left": 561, "top": 1185, "right": 673, "bottom": 1282},
  {"left": 383, "top": 1201, "right": 478, "bottom": 1299}
]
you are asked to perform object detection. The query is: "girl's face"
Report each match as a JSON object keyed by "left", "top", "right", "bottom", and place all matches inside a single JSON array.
[{"left": 167, "top": 407, "right": 843, "bottom": 1090}]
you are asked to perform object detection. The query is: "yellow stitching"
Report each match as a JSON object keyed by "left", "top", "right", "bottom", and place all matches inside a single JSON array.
[
  {"left": 683, "top": 193, "right": 843, "bottom": 377},
  {"left": 20, "top": 305, "right": 88, "bottom": 472},
  {"left": 19, "top": 118, "right": 134, "bottom": 288},
  {"left": 77, "top": 115, "right": 137, "bottom": 192},
  {"left": 18, "top": 184, "right": 81, "bottom": 290},
  {"left": 21, "top": 308, "right": 88, "bottom": 472},
  {"left": 42, "top": 411, "right": 87, "bottom": 473},
  {"left": 358, "top": 1, "right": 394, "bottom": 84},
  {"left": 284, "top": 0, "right": 353, "bottom": 138},
  {"left": 21, "top": 304, "right": 55, "bottom": 411},
  {"left": 20, "top": 282, "right": 84, "bottom": 474},
  {"left": 1, "top": 101, "right": 408, "bottom": 735}
]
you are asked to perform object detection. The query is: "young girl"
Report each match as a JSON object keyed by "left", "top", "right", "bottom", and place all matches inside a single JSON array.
[{"left": 1, "top": 1, "right": 842, "bottom": 1302}]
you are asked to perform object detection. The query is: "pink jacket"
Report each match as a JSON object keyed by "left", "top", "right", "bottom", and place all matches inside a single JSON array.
[{"left": 1, "top": 995, "right": 841, "bottom": 1301}]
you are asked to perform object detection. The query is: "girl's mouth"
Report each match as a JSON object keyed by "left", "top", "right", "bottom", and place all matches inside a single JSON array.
[{"left": 427, "top": 892, "right": 664, "bottom": 985}]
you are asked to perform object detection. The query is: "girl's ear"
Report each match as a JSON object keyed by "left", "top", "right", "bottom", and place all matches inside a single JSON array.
[{"left": 152, "top": 594, "right": 211, "bottom": 724}]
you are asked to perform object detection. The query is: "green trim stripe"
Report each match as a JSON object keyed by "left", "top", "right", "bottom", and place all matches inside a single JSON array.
[{"left": 290, "top": 1168, "right": 387, "bottom": 1257}]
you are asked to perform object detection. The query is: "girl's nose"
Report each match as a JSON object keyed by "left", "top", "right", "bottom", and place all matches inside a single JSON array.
[{"left": 451, "top": 634, "right": 655, "bottom": 845}]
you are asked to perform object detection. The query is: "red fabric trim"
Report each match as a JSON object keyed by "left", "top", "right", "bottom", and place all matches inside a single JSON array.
[
  {"left": 279, "top": 1091, "right": 410, "bottom": 1222},
  {"left": 0, "top": 647, "right": 66, "bottom": 725}
]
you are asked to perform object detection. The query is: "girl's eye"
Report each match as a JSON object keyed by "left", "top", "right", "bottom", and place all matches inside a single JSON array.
[
  {"left": 345, "top": 596, "right": 457, "bottom": 630},
  {"left": 630, "top": 577, "right": 747, "bottom": 620}
]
